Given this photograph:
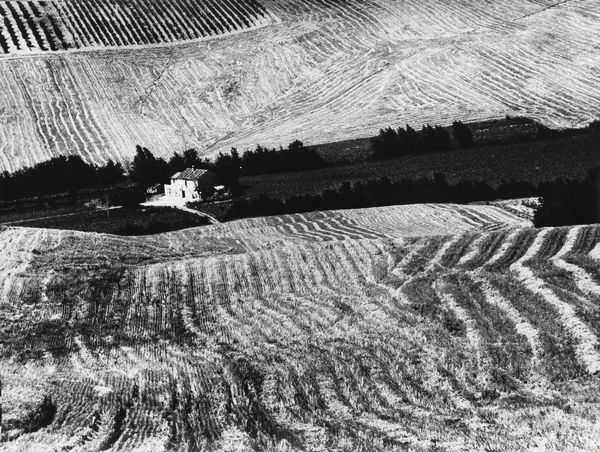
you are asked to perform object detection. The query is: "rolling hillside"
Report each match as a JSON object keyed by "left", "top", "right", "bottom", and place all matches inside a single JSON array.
[
  {"left": 3, "top": 203, "right": 600, "bottom": 450},
  {"left": 0, "top": 0, "right": 599, "bottom": 171}
]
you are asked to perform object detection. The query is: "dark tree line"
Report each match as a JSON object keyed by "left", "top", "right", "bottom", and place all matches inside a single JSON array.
[
  {"left": 223, "top": 174, "right": 540, "bottom": 221},
  {"left": 452, "top": 121, "right": 475, "bottom": 148},
  {"left": 0, "top": 140, "right": 324, "bottom": 201},
  {"left": 115, "top": 209, "right": 210, "bottom": 236},
  {"left": 130, "top": 140, "right": 323, "bottom": 186},
  {"left": 225, "top": 169, "right": 600, "bottom": 228},
  {"left": 240, "top": 140, "right": 326, "bottom": 176},
  {"left": 0, "top": 156, "right": 125, "bottom": 201},
  {"left": 129, "top": 141, "right": 326, "bottom": 193},
  {"left": 371, "top": 121, "right": 474, "bottom": 159}
]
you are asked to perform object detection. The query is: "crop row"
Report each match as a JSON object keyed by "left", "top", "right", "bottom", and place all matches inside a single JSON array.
[
  {"left": 0, "top": 0, "right": 276, "bottom": 54},
  {"left": 4, "top": 221, "right": 600, "bottom": 449},
  {"left": 6, "top": 222, "right": 600, "bottom": 376},
  {"left": 0, "top": 1, "right": 67, "bottom": 53}
]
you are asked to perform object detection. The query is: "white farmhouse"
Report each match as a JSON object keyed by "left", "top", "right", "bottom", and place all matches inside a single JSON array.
[{"left": 164, "top": 167, "right": 219, "bottom": 201}]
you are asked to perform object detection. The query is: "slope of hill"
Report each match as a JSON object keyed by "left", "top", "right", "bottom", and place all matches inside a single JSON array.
[
  {"left": 3, "top": 203, "right": 600, "bottom": 450},
  {"left": 0, "top": 0, "right": 599, "bottom": 171}
]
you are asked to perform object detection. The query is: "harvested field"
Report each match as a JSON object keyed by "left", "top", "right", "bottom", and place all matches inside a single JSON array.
[
  {"left": 1, "top": 0, "right": 599, "bottom": 171},
  {"left": 3, "top": 202, "right": 600, "bottom": 450}
]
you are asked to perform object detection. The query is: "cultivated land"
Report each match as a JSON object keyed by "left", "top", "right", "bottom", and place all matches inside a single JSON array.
[
  {"left": 0, "top": 0, "right": 276, "bottom": 54},
  {"left": 3, "top": 203, "right": 600, "bottom": 450},
  {"left": 1, "top": 0, "right": 600, "bottom": 171}
]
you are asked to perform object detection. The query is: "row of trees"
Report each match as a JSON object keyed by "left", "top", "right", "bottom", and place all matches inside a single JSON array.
[
  {"left": 223, "top": 174, "right": 539, "bottom": 221},
  {"left": 0, "top": 156, "right": 125, "bottom": 200},
  {"left": 127, "top": 140, "right": 324, "bottom": 190},
  {"left": 129, "top": 145, "right": 242, "bottom": 192},
  {"left": 371, "top": 121, "right": 474, "bottom": 159},
  {"left": 239, "top": 140, "right": 326, "bottom": 176},
  {"left": 3, "top": 148, "right": 597, "bottom": 228},
  {"left": 225, "top": 169, "right": 600, "bottom": 228},
  {"left": 0, "top": 139, "right": 322, "bottom": 201},
  {"left": 0, "top": 146, "right": 215, "bottom": 201}
]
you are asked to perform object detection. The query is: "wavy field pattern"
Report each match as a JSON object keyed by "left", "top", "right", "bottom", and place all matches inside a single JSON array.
[
  {"left": 3, "top": 203, "right": 600, "bottom": 449},
  {"left": 0, "top": 0, "right": 599, "bottom": 171}
]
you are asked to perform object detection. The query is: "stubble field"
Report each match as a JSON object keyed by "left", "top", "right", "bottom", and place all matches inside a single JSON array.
[
  {"left": 0, "top": 0, "right": 599, "bottom": 171},
  {"left": 3, "top": 202, "right": 600, "bottom": 450}
]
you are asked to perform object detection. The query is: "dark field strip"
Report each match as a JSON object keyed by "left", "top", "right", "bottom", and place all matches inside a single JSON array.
[
  {"left": 483, "top": 229, "right": 537, "bottom": 272},
  {"left": 0, "top": 0, "right": 274, "bottom": 54},
  {"left": 461, "top": 230, "right": 512, "bottom": 270},
  {"left": 438, "top": 233, "right": 479, "bottom": 269},
  {"left": 443, "top": 274, "right": 534, "bottom": 384},
  {"left": 484, "top": 273, "right": 588, "bottom": 382},
  {"left": 398, "top": 237, "right": 449, "bottom": 276},
  {"left": 523, "top": 253, "right": 600, "bottom": 343}
]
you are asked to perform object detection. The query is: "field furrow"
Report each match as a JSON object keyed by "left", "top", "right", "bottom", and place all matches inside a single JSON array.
[
  {"left": 4, "top": 203, "right": 600, "bottom": 449},
  {"left": 0, "top": 1, "right": 597, "bottom": 170},
  {"left": 510, "top": 228, "right": 600, "bottom": 374}
]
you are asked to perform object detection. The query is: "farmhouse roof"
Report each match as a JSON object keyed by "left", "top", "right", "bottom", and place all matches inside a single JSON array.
[{"left": 171, "top": 168, "right": 210, "bottom": 181}]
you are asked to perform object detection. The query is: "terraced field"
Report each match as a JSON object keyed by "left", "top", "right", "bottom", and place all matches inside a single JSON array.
[
  {"left": 3, "top": 202, "right": 600, "bottom": 450},
  {"left": 1, "top": 0, "right": 599, "bottom": 171}
]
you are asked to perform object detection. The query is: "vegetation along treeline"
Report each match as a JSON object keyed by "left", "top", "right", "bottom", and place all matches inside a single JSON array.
[
  {"left": 370, "top": 119, "right": 600, "bottom": 159},
  {"left": 2, "top": 118, "right": 599, "bottom": 228},
  {"left": 0, "top": 116, "right": 565, "bottom": 200},
  {"left": 0, "top": 140, "right": 325, "bottom": 200},
  {"left": 0, "top": 156, "right": 126, "bottom": 200},
  {"left": 370, "top": 121, "right": 473, "bottom": 159},
  {"left": 223, "top": 169, "right": 600, "bottom": 228},
  {"left": 129, "top": 139, "right": 326, "bottom": 189},
  {"left": 3, "top": 118, "right": 599, "bottom": 201}
]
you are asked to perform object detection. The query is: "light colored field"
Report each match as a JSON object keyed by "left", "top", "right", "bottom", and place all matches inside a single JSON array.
[
  {"left": 3, "top": 203, "right": 600, "bottom": 450},
  {"left": 0, "top": 0, "right": 599, "bottom": 171}
]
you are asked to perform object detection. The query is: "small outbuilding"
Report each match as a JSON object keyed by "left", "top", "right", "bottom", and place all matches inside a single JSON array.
[{"left": 164, "top": 167, "right": 219, "bottom": 201}]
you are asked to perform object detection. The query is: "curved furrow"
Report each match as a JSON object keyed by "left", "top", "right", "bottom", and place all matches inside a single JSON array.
[
  {"left": 432, "top": 279, "right": 482, "bottom": 350},
  {"left": 510, "top": 228, "right": 600, "bottom": 374},
  {"left": 551, "top": 226, "right": 600, "bottom": 297},
  {"left": 469, "top": 272, "right": 542, "bottom": 367}
]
